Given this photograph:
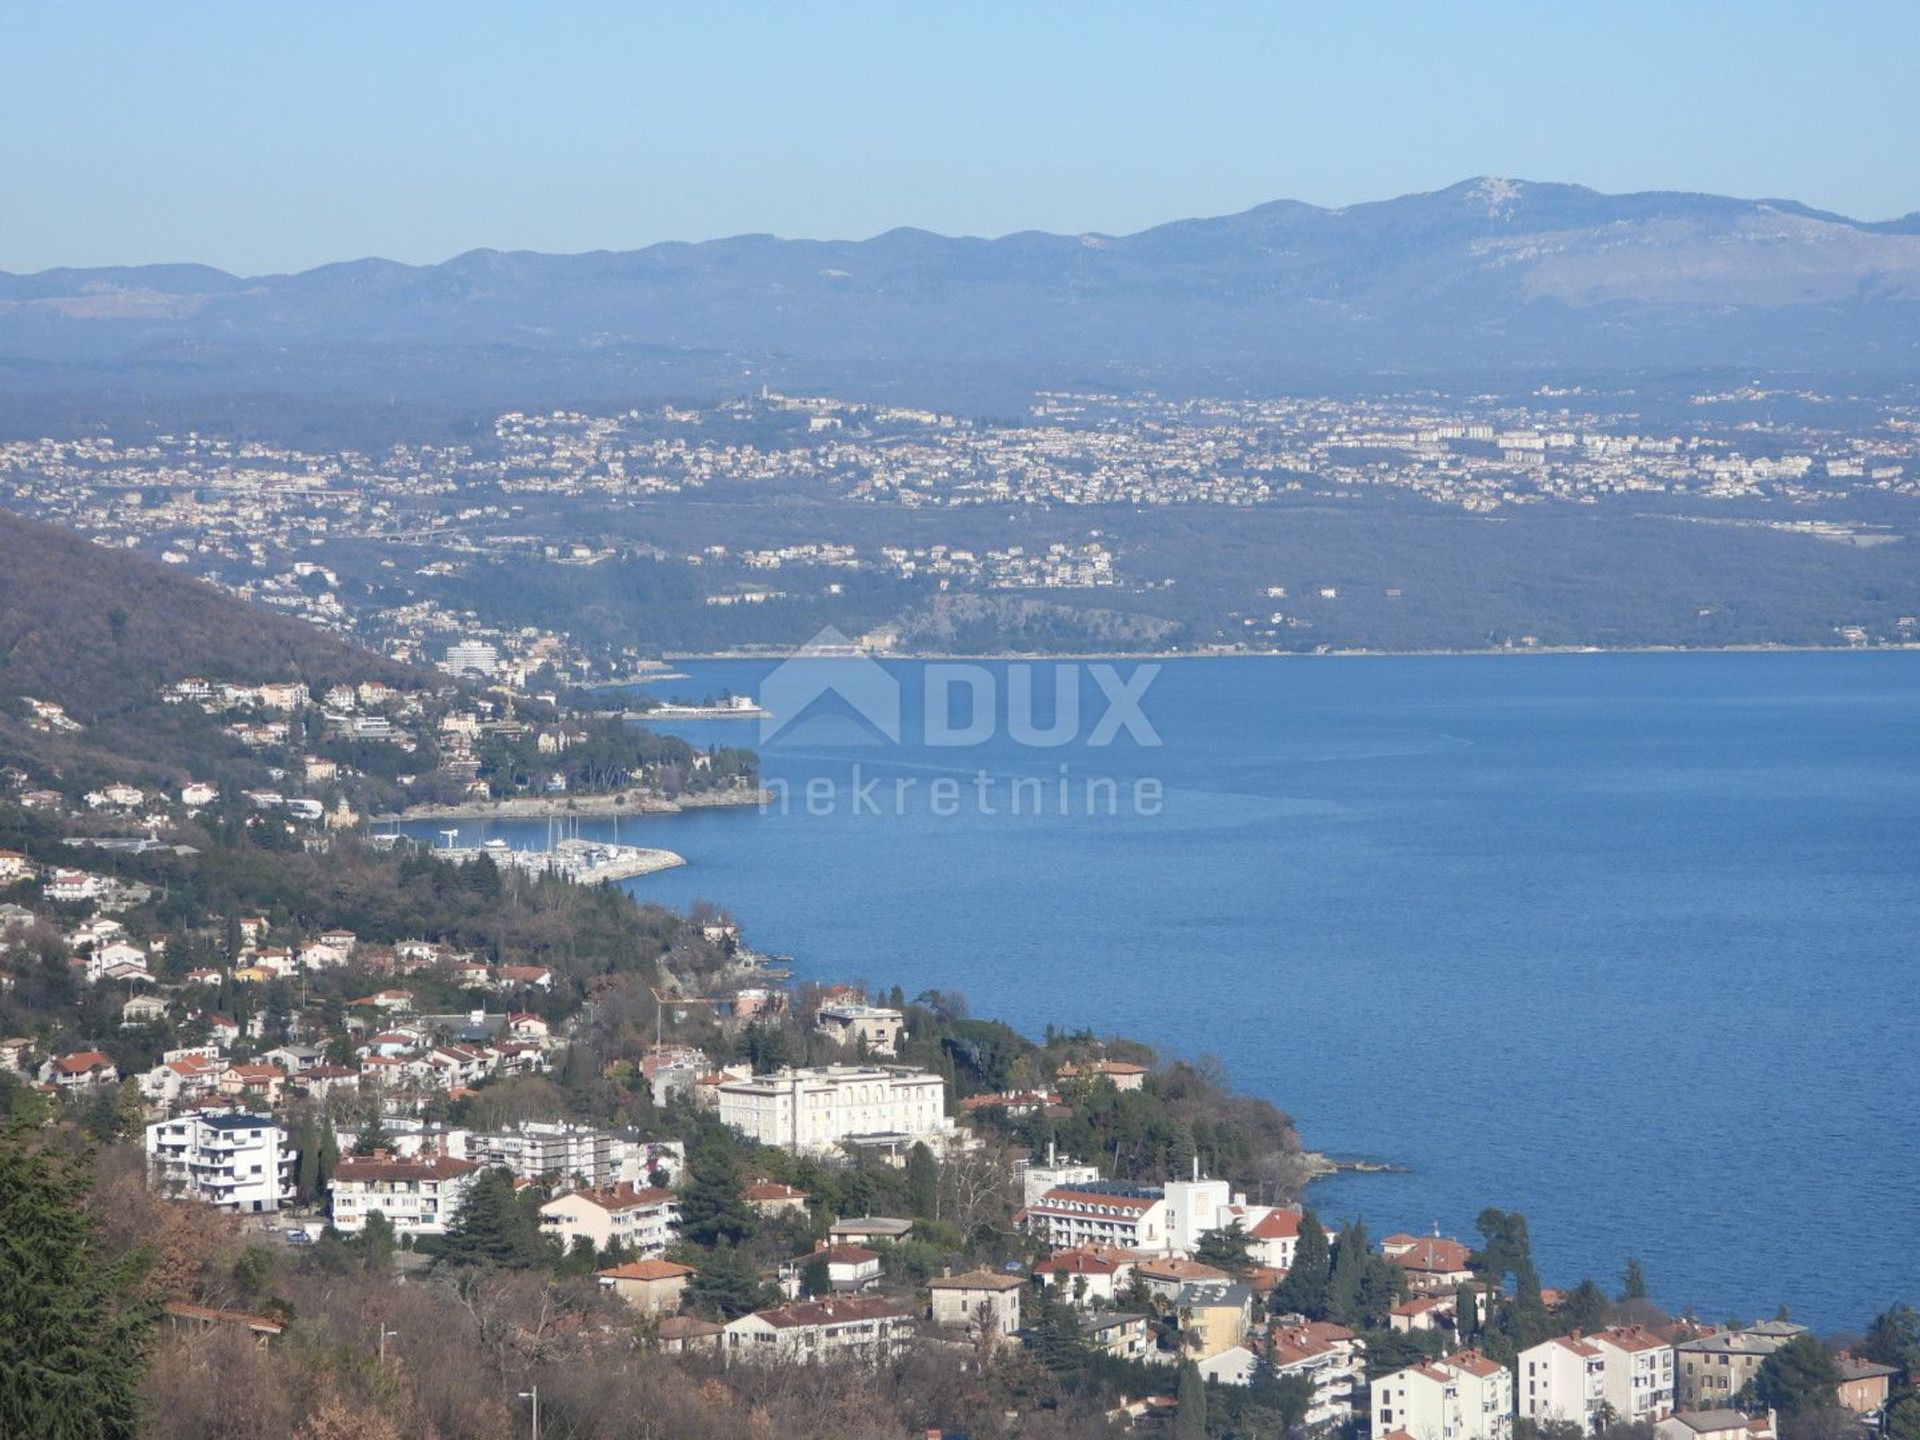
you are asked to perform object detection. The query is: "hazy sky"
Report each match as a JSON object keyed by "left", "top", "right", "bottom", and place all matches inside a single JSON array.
[{"left": 5, "top": 0, "right": 1915, "bottom": 274}]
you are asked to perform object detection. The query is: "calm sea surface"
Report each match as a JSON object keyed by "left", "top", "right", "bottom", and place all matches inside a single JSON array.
[{"left": 413, "top": 652, "right": 1920, "bottom": 1331}]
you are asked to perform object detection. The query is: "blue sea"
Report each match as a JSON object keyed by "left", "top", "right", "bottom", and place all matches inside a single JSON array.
[{"left": 414, "top": 652, "right": 1920, "bottom": 1332}]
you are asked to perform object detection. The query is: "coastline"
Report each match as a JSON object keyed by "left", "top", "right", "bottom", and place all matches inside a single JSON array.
[
  {"left": 376, "top": 787, "right": 772, "bottom": 824},
  {"left": 660, "top": 641, "right": 1920, "bottom": 663}
]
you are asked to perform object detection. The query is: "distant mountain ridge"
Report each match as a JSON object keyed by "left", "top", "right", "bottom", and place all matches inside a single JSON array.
[{"left": 4, "top": 178, "right": 1918, "bottom": 403}]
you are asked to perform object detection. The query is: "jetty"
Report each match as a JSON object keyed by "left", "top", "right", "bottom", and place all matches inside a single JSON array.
[{"left": 431, "top": 835, "right": 685, "bottom": 884}]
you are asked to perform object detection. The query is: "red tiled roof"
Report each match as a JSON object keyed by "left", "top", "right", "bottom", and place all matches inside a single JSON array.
[{"left": 598, "top": 1259, "right": 696, "bottom": 1282}]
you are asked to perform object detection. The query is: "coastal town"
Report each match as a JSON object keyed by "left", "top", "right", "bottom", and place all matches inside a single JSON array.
[
  {"left": 2, "top": 385, "right": 1917, "bottom": 669},
  {"left": 2, "top": 616, "right": 1915, "bottom": 1440}
]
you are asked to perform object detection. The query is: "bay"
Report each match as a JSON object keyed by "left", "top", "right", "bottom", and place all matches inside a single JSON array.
[{"left": 412, "top": 652, "right": 1920, "bottom": 1331}]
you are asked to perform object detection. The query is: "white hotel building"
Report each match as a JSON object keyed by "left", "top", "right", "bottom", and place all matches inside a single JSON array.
[
  {"left": 145, "top": 1112, "right": 294, "bottom": 1213},
  {"left": 716, "top": 1064, "right": 952, "bottom": 1155}
]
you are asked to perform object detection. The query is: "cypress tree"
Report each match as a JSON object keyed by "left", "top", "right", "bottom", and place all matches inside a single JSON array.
[
  {"left": 1274, "top": 1208, "right": 1331, "bottom": 1318},
  {"left": 1175, "top": 1360, "right": 1208, "bottom": 1440}
]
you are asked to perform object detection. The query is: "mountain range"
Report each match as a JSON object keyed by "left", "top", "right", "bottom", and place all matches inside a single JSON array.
[{"left": 4, "top": 177, "right": 1918, "bottom": 412}]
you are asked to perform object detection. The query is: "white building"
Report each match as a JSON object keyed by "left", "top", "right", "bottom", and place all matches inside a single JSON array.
[
  {"left": 443, "top": 640, "right": 500, "bottom": 677},
  {"left": 716, "top": 1064, "right": 951, "bottom": 1155},
  {"left": 1373, "top": 1351, "right": 1514, "bottom": 1440},
  {"left": 329, "top": 1153, "right": 480, "bottom": 1236},
  {"left": 722, "top": 1296, "right": 916, "bottom": 1363},
  {"left": 537, "top": 1183, "right": 678, "bottom": 1257},
  {"left": 1521, "top": 1334, "right": 1609, "bottom": 1432},
  {"left": 1588, "top": 1326, "right": 1676, "bottom": 1426},
  {"left": 1023, "top": 1183, "right": 1170, "bottom": 1251},
  {"left": 146, "top": 1112, "right": 294, "bottom": 1214}
]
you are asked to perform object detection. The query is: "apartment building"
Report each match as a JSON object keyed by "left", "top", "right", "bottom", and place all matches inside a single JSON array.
[
  {"left": 1373, "top": 1350, "right": 1514, "bottom": 1440},
  {"left": 1520, "top": 1334, "right": 1609, "bottom": 1431},
  {"left": 538, "top": 1183, "right": 679, "bottom": 1257},
  {"left": 1674, "top": 1324, "right": 1807, "bottom": 1410},
  {"left": 723, "top": 1296, "right": 916, "bottom": 1363},
  {"left": 145, "top": 1112, "right": 294, "bottom": 1213},
  {"left": 1023, "top": 1182, "right": 1170, "bottom": 1251},
  {"left": 329, "top": 1153, "right": 479, "bottom": 1237},
  {"left": 715, "top": 1064, "right": 951, "bottom": 1154},
  {"left": 1589, "top": 1325, "right": 1677, "bottom": 1425}
]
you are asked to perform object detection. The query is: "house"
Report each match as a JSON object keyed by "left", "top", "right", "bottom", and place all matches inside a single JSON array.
[
  {"left": 743, "top": 1181, "right": 811, "bottom": 1218},
  {"left": 1382, "top": 1233, "right": 1477, "bottom": 1292},
  {"left": 121, "top": 994, "right": 169, "bottom": 1026},
  {"left": 179, "top": 783, "right": 219, "bottom": 808},
  {"left": 1390, "top": 1295, "right": 1456, "bottom": 1336},
  {"left": 1836, "top": 1354, "right": 1898, "bottom": 1416},
  {"left": 827, "top": 1215, "right": 914, "bottom": 1246},
  {"left": 494, "top": 965, "right": 553, "bottom": 991},
  {"left": 1135, "top": 1255, "right": 1231, "bottom": 1300},
  {"left": 537, "top": 1183, "right": 678, "bottom": 1257},
  {"left": 0, "top": 850, "right": 32, "bottom": 884},
  {"left": 1657, "top": 1413, "right": 1777, "bottom": 1440},
  {"left": 329, "top": 1152, "right": 479, "bottom": 1236},
  {"left": 0, "top": 1037, "right": 35, "bottom": 1073},
  {"left": 1373, "top": 1350, "right": 1514, "bottom": 1440},
  {"left": 722, "top": 1295, "right": 916, "bottom": 1364},
  {"left": 1055, "top": 1059, "right": 1148, "bottom": 1091},
  {"left": 813, "top": 1002, "right": 905, "bottom": 1056},
  {"left": 1675, "top": 1324, "right": 1807, "bottom": 1410},
  {"left": 1085, "top": 1311, "right": 1154, "bottom": 1362},
  {"left": 44, "top": 1049, "right": 119, "bottom": 1088},
  {"left": 927, "top": 1269, "right": 1024, "bottom": 1339},
  {"left": 146, "top": 1113, "right": 293, "bottom": 1213},
  {"left": 218, "top": 1062, "right": 287, "bottom": 1107},
  {"left": 139, "top": 1053, "right": 222, "bottom": 1105},
  {"left": 1033, "top": 1245, "right": 1136, "bottom": 1305},
  {"left": 812, "top": 1243, "right": 883, "bottom": 1293},
  {"left": 1241, "top": 1205, "right": 1303, "bottom": 1270},
  {"left": 596, "top": 1258, "right": 696, "bottom": 1316},
  {"left": 348, "top": 989, "right": 416, "bottom": 1014},
  {"left": 46, "top": 869, "right": 107, "bottom": 903}
]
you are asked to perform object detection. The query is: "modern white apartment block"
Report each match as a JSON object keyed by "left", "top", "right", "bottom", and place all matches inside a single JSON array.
[
  {"left": 1588, "top": 1326, "right": 1676, "bottom": 1425},
  {"left": 329, "top": 1153, "right": 480, "bottom": 1237},
  {"left": 146, "top": 1112, "right": 294, "bottom": 1213},
  {"left": 1023, "top": 1182, "right": 1170, "bottom": 1251},
  {"left": 715, "top": 1064, "right": 951, "bottom": 1154},
  {"left": 1521, "top": 1334, "right": 1610, "bottom": 1432},
  {"left": 1373, "top": 1351, "right": 1514, "bottom": 1440}
]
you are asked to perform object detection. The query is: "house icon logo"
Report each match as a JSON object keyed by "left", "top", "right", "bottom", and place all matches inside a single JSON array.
[{"left": 758, "top": 629, "right": 901, "bottom": 747}]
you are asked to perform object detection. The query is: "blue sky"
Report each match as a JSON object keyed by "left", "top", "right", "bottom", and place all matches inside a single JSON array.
[{"left": 4, "top": 0, "right": 1915, "bottom": 274}]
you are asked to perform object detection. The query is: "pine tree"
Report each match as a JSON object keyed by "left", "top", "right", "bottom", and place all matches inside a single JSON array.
[
  {"left": 1563, "top": 1278, "right": 1609, "bottom": 1333},
  {"left": 350, "top": 1108, "right": 393, "bottom": 1157},
  {"left": 685, "top": 1243, "right": 772, "bottom": 1320},
  {"left": 678, "top": 1142, "right": 754, "bottom": 1247},
  {"left": 0, "top": 1125, "right": 160, "bottom": 1440},
  {"left": 317, "top": 1119, "right": 339, "bottom": 1191},
  {"left": 1754, "top": 1335, "right": 1842, "bottom": 1417},
  {"left": 437, "top": 1168, "right": 548, "bottom": 1268}
]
